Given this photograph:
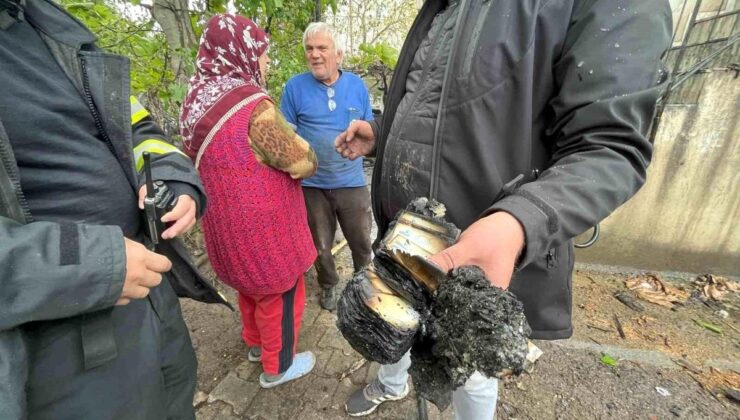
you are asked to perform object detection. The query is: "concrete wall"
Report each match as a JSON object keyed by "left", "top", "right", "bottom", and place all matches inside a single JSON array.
[{"left": 575, "top": 71, "right": 739, "bottom": 275}]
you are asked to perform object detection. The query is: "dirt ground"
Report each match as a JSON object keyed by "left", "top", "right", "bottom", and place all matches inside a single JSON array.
[
  {"left": 570, "top": 268, "right": 738, "bottom": 367},
  {"left": 497, "top": 266, "right": 740, "bottom": 420}
]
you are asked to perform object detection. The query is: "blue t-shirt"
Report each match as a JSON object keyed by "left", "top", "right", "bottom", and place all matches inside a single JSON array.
[{"left": 280, "top": 71, "right": 373, "bottom": 189}]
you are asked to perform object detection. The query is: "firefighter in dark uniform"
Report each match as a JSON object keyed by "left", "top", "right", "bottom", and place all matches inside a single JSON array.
[{"left": 0, "top": 0, "right": 227, "bottom": 418}]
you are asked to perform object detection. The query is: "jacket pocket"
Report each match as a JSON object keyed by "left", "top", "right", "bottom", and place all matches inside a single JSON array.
[{"left": 509, "top": 240, "right": 574, "bottom": 339}]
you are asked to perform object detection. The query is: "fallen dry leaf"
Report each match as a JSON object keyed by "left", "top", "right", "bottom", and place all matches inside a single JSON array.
[
  {"left": 694, "top": 274, "right": 739, "bottom": 301},
  {"left": 625, "top": 273, "right": 689, "bottom": 308}
]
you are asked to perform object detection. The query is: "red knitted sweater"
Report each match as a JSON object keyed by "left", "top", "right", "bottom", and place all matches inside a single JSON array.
[{"left": 198, "top": 99, "right": 316, "bottom": 295}]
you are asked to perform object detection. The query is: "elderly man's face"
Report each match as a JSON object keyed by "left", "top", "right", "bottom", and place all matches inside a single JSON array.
[{"left": 304, "top": 32, "right": 342, "bottom": 84}]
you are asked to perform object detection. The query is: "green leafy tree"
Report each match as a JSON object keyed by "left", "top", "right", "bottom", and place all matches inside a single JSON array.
[
  {"left": 61, "top": 0, "right": 187, "bottom": 134},
  {"left": 231, "top": 0, "right": 338, "bottom": 100},
  {"left": 328, "top": 0, "right": 417, "bottom": 108},
  {"left": 64, "top": 0, "right": 345, "bottom": 131},
  {"left": 329, "top": 0, "right": 418, "bottom": 53},
  {"left": 62, "top": 1, "right": 169, "bottom": 95},
  {"left": 345, "top": 42, "right": 398, "bottom": 107}
]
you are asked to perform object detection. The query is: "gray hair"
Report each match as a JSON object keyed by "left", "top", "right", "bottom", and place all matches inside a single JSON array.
[{"left": 302, "top": 22, "right": 345, "bottom": 55}]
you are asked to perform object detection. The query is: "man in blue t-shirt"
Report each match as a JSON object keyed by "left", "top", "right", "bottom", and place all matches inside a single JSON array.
[{"left": 281, "top": 22, "right": 374, "bottom": 311}]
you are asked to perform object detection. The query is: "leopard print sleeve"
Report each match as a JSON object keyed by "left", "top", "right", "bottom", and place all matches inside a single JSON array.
[{"left": 248, "top": 100, "right": 318, "bottom": 179}]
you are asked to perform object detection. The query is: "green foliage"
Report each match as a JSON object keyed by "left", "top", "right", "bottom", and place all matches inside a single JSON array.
[
  {"left": 265, "top": 42, "right": 309, "bottom": 101},
  {"left": 599, "top": 353, "right": 619, "bottom": 368},
  {"left": 231, "top": 0, "right": 338, "bottom": 100},
  {"left": 62, "top": 0, "right": 170, "bottom": 96},
  {"left": 65, "top": 0, "right": 375, "bottom": 125},
  {"left": 234, "top": 0, "right": 336, "bottom": 21},
  {"left": 345, "top": 41, "right": 399, "bottom": 106},
  {"left": 349, "top": 42, "right": 398, "bottom": 70},
  {"left": 693, "top": 319, "right": 723, "bottom": 335},
  {"left": 206, "top": 0, "right": 229, "bottom": 13}
]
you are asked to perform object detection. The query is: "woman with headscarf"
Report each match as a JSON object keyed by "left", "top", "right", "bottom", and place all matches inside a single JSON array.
[{"left": 180, "top": 14, "right": 318, "bottom": 388}]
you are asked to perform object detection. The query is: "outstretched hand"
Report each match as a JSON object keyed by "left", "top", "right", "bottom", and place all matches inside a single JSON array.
[
  {"left": 428, "top": 211, "right": 525, "bottom": 289},
  {"left": 334, "top": 120, "right": 376, "bottom": 160}
]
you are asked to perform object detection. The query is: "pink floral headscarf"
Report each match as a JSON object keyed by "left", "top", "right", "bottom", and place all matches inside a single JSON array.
[{"left": 180, "top": 14, "right": 269, "bottom": 161}]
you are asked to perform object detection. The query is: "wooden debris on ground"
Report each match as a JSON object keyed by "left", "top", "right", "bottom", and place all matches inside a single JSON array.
[
  {"left": 693, "top": 368, "right": 740, "bottom": 401},
  {"left": 613, "top": 315, "right": 626, "bottom": 339},
  {"left": 586, "top": 322, "right": 612, "bottom": 333},
  {"left": 331, "top": 239, "right": 348, "bottom": 256},
  {"left": 672, "top": 358, "right": 703, "bottom": 375},
  {"left": 614, "top": 291, "right": 645, "bottom": 312},
  {"left": 338, "top": 358, "right": 367, "bottom": 381}
]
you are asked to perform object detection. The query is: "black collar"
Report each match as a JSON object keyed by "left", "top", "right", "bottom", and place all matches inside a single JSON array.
[
  {"left": 22, "top": 0, "right": 95, "bottom": 47},
  {"left": 0, "top": 0, "right": 24, "bottom": 30}
]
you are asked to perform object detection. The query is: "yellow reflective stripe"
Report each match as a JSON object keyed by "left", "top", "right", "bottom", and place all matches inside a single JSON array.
[
  {"left": 133, "top": 139, "right": 188, "bottom": 171},
  {"left": 130, "top": 96, "right": 150, "bottom": 125}
]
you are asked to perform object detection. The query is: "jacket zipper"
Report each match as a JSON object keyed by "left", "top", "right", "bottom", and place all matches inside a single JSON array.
[
  {"left": 80, "top": 55, "right": 117, "bottom": 157},
  {"left": 534, "top": 167, "right": 559, "bottom": 269},
  {"left": 371, "top": 0, "right": 445, "bottom": 234},
  {"left": 0, "top": 135, "right": 33, "bottom": 223},
  {"left": 461, "top": 0, "right": 493, "bottom": 77},
  {"left": 429, "top": 0, "right": 470, "bottom": 199},
  {"left": 379, "top": 4, "right": 456, "bottom": 218},
  {"left": 371, "top": 0, "right": 438, "bottom": 232}
]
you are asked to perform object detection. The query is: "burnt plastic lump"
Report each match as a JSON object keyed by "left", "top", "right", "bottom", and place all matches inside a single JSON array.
[
  {"left": 336, "top": 197, "right": 531, "bottom": 410},
  {"left": 410, "top": 266, "right": 531, "bottom": 408}
]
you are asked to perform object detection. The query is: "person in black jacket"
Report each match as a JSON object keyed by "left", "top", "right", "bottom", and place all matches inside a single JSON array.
[
  {"left": 0, "top": 0, "right": 223, "bottom": 418},
  {"left": 335, "top": 0, "right": 672, "bottom": 417}
]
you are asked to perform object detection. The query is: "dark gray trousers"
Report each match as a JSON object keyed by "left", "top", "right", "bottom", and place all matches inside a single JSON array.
[
  {"left": 22, "top": 276, "right": 197, "bottom": 420},
  {"left": 303, "top": 186, "right": 373, "bottom": 289}
]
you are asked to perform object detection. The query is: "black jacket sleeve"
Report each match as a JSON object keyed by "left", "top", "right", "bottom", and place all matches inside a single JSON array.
[
  {"left": 0, "top": 217, "right": 125, "bottom": 330},
  {"left": 490, "top": 0, "right": 672, "bottom": 268},
  {"left": 130, "top": 97, "right": 207, "bottom": 216},
  {"left": 369, "top": 117, "right": 382, "bottom": 157}
]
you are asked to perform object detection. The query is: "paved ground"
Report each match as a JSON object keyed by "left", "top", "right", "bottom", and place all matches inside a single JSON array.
[{"left": 189, "top": 258, "right": 451, "bottom": 420}]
